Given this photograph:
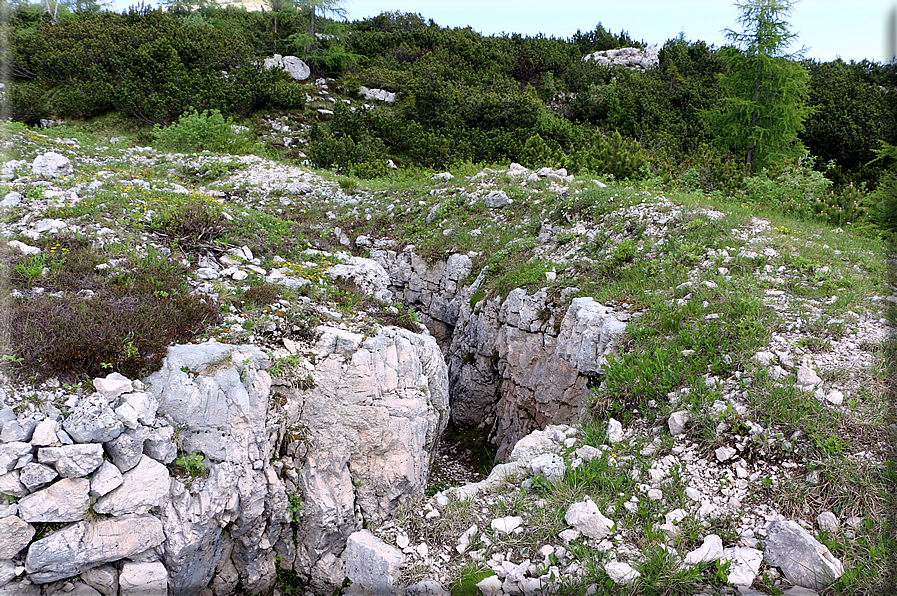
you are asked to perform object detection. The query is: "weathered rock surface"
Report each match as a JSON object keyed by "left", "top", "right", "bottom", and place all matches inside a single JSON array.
[
  {"left": 147, "top": 342, "right": 271, "bottom": 464},
  {"left": 358, "top": 86, "right": 396, "bottom": 102},
  {"left": 18, "top": 478, "right": 90, "bottom": 523},
  {"left": 326, "top": 256, "right": 393, "bottom": 303},
  {"left": 282, "top": 325, "right": 449, "bottom": 589},
  {"left": 18, "top": 463, "right": 58, "bottom": 491},
  {"left": 25, "top": 516, "right": 166, "bottom": 583},
  {"left": 0, "top": 515, "right": 35, "bottom": 558},
  {"left": 447, "top": 291, "right": 626, "bottom": 459},
  {"left": 763, "top": 520, "right": 844, "bottom": 589},
  {"left": 62, "top": 395, "right": 123, "bottom": 444},
  {"left": 373, "top": 245, "right": 629, "bottom": 459},
  {"left": 604, "top": 561, "right": 640, "bottom": 585},
  {"left": 146, "top": 341, "right": 287, "bottom": 596},
  {"left": 94, "top": 456, "right": 170, "bottom": 516},
  {"left": 118, "top": 561, "right": 168, "bottom": 596},
  {"left": 564, "top": 498, "right": 614, "bottom": 539},
  {"left": 583, "top": 45, "right": 660, "bottom": 69},
  {"left": 37, "top": 444, "right": 104, "bottom": 478},
  {"left": 343, "top": 530, "right": 403, "bottom": 595},
  {"left": 31, "top": 153, "right": 73, "bottom": 177},
  {"left": 262, "top": 54, "right": 310, "bottom": 81},
  {"left": 89, "top": 461, "right": 123, "bottom": 497}
]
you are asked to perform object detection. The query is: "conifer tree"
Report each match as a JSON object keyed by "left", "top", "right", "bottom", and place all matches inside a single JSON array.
[
  {"left": 711, "top": 0, "right": 811, "bottom": 174},
  {"left": 297, "top": 0, "right": 347, "bottom": 49}
]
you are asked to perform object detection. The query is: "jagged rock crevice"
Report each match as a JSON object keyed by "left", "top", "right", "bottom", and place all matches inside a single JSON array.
[{"left": 370, "top": 247, "right": 628, "bottom": 460}]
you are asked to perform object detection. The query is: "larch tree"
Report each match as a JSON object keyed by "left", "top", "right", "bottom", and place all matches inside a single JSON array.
[
  {"left": 711, "top": 0, "right": 811, "bottom": 175},
  {"left": 297, "top": 0, "right": 348, "bottom": 51}
]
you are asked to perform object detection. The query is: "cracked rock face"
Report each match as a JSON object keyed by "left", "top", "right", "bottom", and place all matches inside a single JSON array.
[
  {"left": 277, "top": 325, "right": 449, "bottom": 591},
  {"left": 145, "top": 341, "right": 287, "bottom": 596},
  {"left": 448, "top": 291, "right": 627, "bottom": 460},
  {"left": 371, "top": 246, "right": 628, "bottom": 460}
]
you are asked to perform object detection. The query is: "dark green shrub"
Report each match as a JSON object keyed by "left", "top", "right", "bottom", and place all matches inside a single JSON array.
[
  {"left": 9, "top": 80, "right": 54, "bottom": 124},
  {"left": 586, "top": 130, "right": 647, "bottom": 180},
  {"left": 868, "top": 142, "right": 897, "bottom": 236},
  {"left": 801, "top": 59, "right": 897, "bottom": 188},
  {"left": 271, "top": 79, "right": 307, "bottom": 109},
  {"left": 519, "top": 134, "right": 557, "bottom": 169},
  {"left": 10, "top": 9, "right": 277, "bottom": 124},
  {"left": 813, "top": 183, "right": 867, "bottom": 227}
]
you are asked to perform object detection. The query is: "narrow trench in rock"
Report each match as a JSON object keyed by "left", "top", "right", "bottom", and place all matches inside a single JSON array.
[
  {"left": 420, "top": 316, "right": 499, "bottom": 494},
  {"left": 427, "top": 421, "right": 495, "bottom": 494}
]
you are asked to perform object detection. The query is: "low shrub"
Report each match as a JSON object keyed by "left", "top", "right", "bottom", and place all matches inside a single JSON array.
[
  {"left": 584, "top": 130, "right": 647, "bottom": 180},
  {"left": 7, "top": 251, "right": 217, "bottom": 381},
  {"left": 813, "top": 183, "right": 867, "bottom": 228},
  {"left": 146, "top": 195, "right": 227, "bottom": 248},
  {"left": 151, "top": 109, "right": 245, "bottom": 154},
  {"left": 740, "top": 154, "right": 832, "bottom": 218}
]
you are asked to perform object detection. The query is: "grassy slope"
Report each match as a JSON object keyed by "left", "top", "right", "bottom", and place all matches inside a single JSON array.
[{"left": 0, "top": 92, "right": 892, "bottom": 595}]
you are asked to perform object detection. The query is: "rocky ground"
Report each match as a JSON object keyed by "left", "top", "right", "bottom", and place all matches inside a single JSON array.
[{"left": 0, "top": 115, "right": 893, "bottom": 596}]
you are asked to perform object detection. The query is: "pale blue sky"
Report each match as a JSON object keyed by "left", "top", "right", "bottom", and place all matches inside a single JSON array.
[{"left": 108, "top": 0, "right": 895, "bottom": 63}]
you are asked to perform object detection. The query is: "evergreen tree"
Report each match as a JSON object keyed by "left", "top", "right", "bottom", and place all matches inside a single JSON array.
[
  {"left": 711, "top": 0, "right": 811, "bottom": 174},
  {"left": 297, "top": 0, "right": 347, "bottom": 49}
]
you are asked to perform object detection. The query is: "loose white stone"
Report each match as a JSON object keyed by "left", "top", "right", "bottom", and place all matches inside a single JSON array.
[
  {"left": 604, "top": 561, "right": 640, "bottom": 585},
  {"left": 491, "top": 516, "right": 523, "bottom": 535},
  {"left": 607, "top": 418, "right": 624, "bottom": 444},
  {"left": 715, "top": 446, "right": 737, "bottom": 462},
  {"left": 817, "top": 511, "right": 839, "bottom": 532},
  {"left": 668, "top": 411, "right": 690, "bottom": 435},
  {"left": 825, "top": 390, "right": 844, "bottom": 406},
  {"left": 684, "top": 534, "right": 724, "bottom": 565}
]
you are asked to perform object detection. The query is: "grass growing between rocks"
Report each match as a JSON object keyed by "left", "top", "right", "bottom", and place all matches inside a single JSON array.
[{"left": 1, "top": 118, "right": 891, "bottom": 596}]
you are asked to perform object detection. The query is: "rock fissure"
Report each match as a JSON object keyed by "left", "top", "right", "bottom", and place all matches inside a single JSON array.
[{"left": 369, "top": 247, "right": 628, "bottom": 460}]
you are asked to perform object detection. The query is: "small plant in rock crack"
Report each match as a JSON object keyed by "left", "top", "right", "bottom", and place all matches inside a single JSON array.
[
  {"left": 176, "top": 453, "right": 207, "bottom": 478},
  {"left": 288, "top": 492, "right": 303, "bottom": 522}
]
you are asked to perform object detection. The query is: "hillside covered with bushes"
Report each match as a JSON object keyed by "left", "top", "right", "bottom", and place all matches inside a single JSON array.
[{"left": 5, "top": 3, "right": 897, "bottom": 237}]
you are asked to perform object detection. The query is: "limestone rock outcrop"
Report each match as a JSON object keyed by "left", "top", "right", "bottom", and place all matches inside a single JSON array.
[
  {"left": 262, "top": 54, "right": 311, "bottom": 81},
  {"left": 371, "top": 247, "right": 628, "bottom": 460},
  {"left": 275, "top": 325, "right": 449, "bottom": 591},
  {"left": 583, "top": 45, "right": 660, "bottom": 69}
]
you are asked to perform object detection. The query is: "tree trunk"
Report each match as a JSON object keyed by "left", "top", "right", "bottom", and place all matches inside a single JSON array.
[
  {"left": 308, "top": 6, "right": 316, "bottom": 52},
  {"left": 745, "top": 59, "right": 762, "bottom": 175}
]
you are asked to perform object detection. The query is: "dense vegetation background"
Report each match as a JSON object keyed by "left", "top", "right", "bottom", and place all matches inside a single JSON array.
[{"left": 4, "top": 3, "right": 897, "bottom": 234}]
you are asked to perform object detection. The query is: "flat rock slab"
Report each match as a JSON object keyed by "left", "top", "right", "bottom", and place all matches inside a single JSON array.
[
  {"left": 18, "top": 478, "right": 90, "bottom": 523},
  {"left": 25, "top": 516, "right": 165, "bottom": 583},
  {"left": 94, "top": 456, "right": 170, "bottom": 516},
  {"left": 764, "top": 520, "right": 844, "bottom": 590}
]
